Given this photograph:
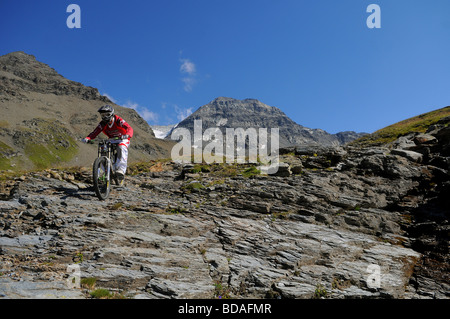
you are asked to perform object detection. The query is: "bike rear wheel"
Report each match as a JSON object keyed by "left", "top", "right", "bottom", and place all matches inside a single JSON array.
[{"left": 93, "top": 156, "right": 110, "bottom": 200}]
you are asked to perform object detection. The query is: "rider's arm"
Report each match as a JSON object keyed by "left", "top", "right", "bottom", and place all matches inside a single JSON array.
[{"left": 87, "top": 122, "right": 105, "bottom": 140}]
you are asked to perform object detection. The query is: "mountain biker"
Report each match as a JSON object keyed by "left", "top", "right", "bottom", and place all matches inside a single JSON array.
[{"left": 82, "top": 105, "right": 133, "bottom": 186}]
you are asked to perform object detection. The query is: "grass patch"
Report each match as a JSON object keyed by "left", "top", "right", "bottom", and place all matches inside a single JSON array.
[
  {"left": 351, "top": 106, "right": 450, "bottom": 147},
  {"left": 184, "top": 181, "right": 205, "bottom": 190},
  {"left": 0, "top": 140, "right": 14, "bottom": 171},
  {"left": 214, "top": 280, "right": 232, "bottom": 299},
  {"left": 166, "top": 205, "right": 187, "bottom": 214},
  {"left": 89, "top": 288, "right": 127, "bottom": 299},
  {"left": 90, "top": 288, "right": 111, "bottom": 298},
  {"left": 192, "top": 164, "right": 211, "bottom": 173},
  {"left": 242, "top": 166, "right": 260, "bottom": 178},
  {"left": 313, "top": 283, "right": 328, "bottom": 299},
  {"left": 127, "top": 158, "right": 171, "bottom": 175},
  {"left": 81, "top": 277, "right": 97, "bottom": 289},
  {"left": 24, "top": 143, "right": 75, "bottom": 170},
  {"left": 0, "top": 156, "right": 12, "bottom": 171},
  {"left": 110, "top": 202, "right": 123, "bottom": 210},
  {"left": 209, "top": 164, "right": 239, "bottom": 178},
  {"left": 18, "top": 118, "right": 78, "bottom": 170},
  {"left": 73, "top": 252, "right": 83, "bottom": 264}
]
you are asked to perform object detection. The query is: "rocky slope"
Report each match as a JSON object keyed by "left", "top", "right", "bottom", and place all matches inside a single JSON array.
[
  {"left": 351, "top": 106, "right": 450, "bottom": 148},
  {"left": 166, "top": 97, "right": 367, "bottom": 148},
  {"left": 0, "top": 51, "right": 175, "bottom": 171},
  {"left": 0, "top": 119, "right": 448, "bottom": 299}
]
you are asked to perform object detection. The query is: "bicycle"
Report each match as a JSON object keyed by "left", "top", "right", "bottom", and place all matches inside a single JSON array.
[{"left": 90, "top": 137, "right": 122, "bottom": 200}]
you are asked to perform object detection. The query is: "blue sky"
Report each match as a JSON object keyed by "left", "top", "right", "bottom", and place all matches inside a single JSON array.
[{"left": 1, "top": 0, "right": 450, "bottom": 133}]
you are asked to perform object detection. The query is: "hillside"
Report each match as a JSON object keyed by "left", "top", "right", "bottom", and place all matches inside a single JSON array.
[
  {"left": 350, "top": 106, "right": 450, "bottom": 147},
  {"left": 0, "top": 51, "right": 175, "bottom": 171}
]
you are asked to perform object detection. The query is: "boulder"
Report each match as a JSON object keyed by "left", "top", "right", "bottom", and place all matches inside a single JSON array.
[{"left": 391, "top": 149, "right": 423, "bottom": 163}]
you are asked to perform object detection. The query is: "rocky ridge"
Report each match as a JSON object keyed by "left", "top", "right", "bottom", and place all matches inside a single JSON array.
[
  {"left": 166, "top": 97, "right": 367, "bottom": 148},
  {"left": 0, "top": 120, "right": 448, "bottom": 299}
]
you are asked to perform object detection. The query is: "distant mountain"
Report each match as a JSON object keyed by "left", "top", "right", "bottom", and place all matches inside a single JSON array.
[
  {"left": 167, "top": 97, "right": 367, "bottom": 148},
  {"left": 0, "top": 51, "right": 175, "bottom": 171}
]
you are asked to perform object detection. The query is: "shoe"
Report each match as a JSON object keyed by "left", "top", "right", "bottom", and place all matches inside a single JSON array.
[{"left": 116, "top": 172, "right": 125, "bottom": 186}]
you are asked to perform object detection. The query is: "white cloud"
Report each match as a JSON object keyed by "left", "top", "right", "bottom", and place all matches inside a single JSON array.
[
  {"left": 141, "top": 109, "right": 159, "bottom": 122},
  {"left": 123, "top": 100, "right": 158, "bottom": 123},
  {"left": 174, "top": 105, "right": 193, "bottom": 121},
  {"left": 181, "top": 77, "right": 196, "bottom": 93},
  {"left": 123, "top": 101, "right": 139, "bottom": 110},
  {"left": 102, "top": 93, "right": 117, "bottom": 103},
  {"left": 180, "top": 59, "right": 196, "bottom": 75},
  {"left": 179, "top": 58, "right": 197, "bottom": 92}
]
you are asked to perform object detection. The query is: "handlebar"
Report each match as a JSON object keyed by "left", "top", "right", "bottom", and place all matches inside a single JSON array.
[{"left": 85, "top": 137, "right": 122, "bottom": 144}]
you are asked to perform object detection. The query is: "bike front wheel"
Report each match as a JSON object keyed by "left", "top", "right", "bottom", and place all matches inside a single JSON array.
[{"left": 93, "top": 156, "right": 111, "bottom": 200}]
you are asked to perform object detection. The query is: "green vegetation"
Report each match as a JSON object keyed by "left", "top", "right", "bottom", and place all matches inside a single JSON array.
[
  {"left": 25, "top": 142, "right": 77, "bottom": 170},
  {"left": 313, "top": 283, "right": 328, "bottom": 299},
  {"left": 0, "top": 141, "right": 13, "bottom": 171},
  {"left": 166, "top": 205, "right": 187, "bottom": 214},
  {"left": 89, "top": 288, "right": 127, "bottom": 299},
  {"left": 209, "top": 163, "right": 239, "bottom": 178},
  {"left": 242, "top": 166, "right": 261, "bottom": 178},
  {"left": 127, "top": 158, "right": 171, "bottom": 176},
  {"left": 81, "top": 277, "right": 97, "bottom": 289},
  {"left": 214, "top": 280, "right": 232, "bottom": 299},
  {"left": 12, "top": 118, "right": 79, "bottom": 170},
  {"left": 90, "top": 288, "right": 111, "bottom": 298},
  {"left": 130, "top": 159, "right": 264, "bottom": 181},
  {"left": 79, "top": 277, "right": 126, "bottom": 299},
  {"left": 192, "top": 164, "right": 211, "bottom": 173},
  {"left": 110, "top": 202, "right": 124, "bottom": 210},
  {"left": 270, "top": 211, "right": 291, "bottom": 221},
  {"left": 184, "top": 181, "right": 205, "bottom": 191},
  {"left": 350, "top": 106, "right": 450, "bottom": 147},
  {"left": 73, "top": 252, "right": 83, "bottom": 264}
]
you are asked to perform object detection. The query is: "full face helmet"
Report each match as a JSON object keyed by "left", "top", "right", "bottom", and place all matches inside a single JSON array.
[{"left": 98, "top": 105, "right": 115, "bottom": 122}]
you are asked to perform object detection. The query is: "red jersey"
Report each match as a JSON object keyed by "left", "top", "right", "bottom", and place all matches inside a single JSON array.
[{"left": 88, "top": 115, "right": 133, "bottom": 140}]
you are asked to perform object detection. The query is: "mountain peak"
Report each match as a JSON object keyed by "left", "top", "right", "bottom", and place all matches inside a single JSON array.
[
  {"left": 211, "top": 96, "right": 263, "bottom": 105},
  {"left": 207, "top": 97, "right": 274, "bottom": 113},
  {"left": 0, "top": 51, "right": 64, "bottom": 84},
  {"left": 3, "top": 51, "right": 37, "bottom": 60},
  {"left": 212, "top": 96, "right": 237, "bottom": 103},
  {"left": 1, "top": 51, "right": 50, "bottom": 72},
  {"left": 0, "top": 51, "right": 106, "bottom": 101},
  {"left": 171, "top": 97, "right": 365, "bottom": 147}
]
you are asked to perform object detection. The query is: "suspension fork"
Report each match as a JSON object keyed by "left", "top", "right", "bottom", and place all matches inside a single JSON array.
[{"left": 105, "top": 156, "right": 112, "bottom": 181}]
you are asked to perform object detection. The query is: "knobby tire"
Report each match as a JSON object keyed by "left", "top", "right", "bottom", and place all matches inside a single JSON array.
[{"left": 93, "top": 156, "right": 110, "bottom": 200}]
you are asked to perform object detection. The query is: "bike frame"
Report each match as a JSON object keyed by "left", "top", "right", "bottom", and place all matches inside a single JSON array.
[
  {"left": 92, "top": 137, "right": 121, "bottom": 200},
  {"left": 98, "top": 138, "right": 119, "bottom": 173}
]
